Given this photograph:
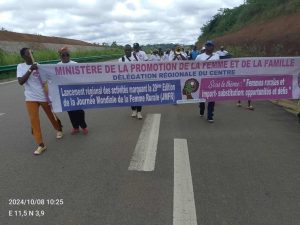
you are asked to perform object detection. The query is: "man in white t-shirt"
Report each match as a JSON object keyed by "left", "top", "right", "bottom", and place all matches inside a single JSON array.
[
  {"left": 130, "top": 43, "right": 148, "bottom": 119},
  {"left": 17, "top": 48, "right": 63, "bottom": 155},
  {"left": 195, "top": 40, "right": 220, "bottom": 122},
  {"left": 149, "top": 49, "right": 161, "bottom": 61},
  {"left": 119, "top": 44, "right": 142, "bottom": 119},
  {"left": 216, "top": 46, "right": 229, "bottom": 57},
  {"left": 132, "top": 43, "right": 148, "bottom": 62},
  {"left": 162, "top": 49, "right": 171, "bottom": 61},
  {"left": 119, "top": 44, "right": 134, "bottom": 63}
]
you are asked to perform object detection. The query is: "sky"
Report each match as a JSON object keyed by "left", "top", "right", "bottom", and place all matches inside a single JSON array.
[{"left": 0, "top": 0, "right": 244, "bottom": 46}]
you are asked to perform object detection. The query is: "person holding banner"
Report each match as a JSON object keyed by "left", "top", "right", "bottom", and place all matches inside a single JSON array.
[
  {"left": 220, "top": 49, "right": 253, "bottom": 111},
  {"left": 119, "top": 44, "right": 142, "bottom": 119},
  {"left": 58, "top": 47, "right": 89, "bottom": 135},
  {"left": 237, "top": 100, "right": 254, "bottom": 110},
  {"left": 132, "top": 42, "right": 148, "bottom": 62},
  {"left": 195, "top": 40, "right": 220, "bottom": 123},
  {"left": 17, "top": 48, "right": 63, "bottom": 155},
  {"left": 129, "top": 43, "right": 148, "bottom": 119}
]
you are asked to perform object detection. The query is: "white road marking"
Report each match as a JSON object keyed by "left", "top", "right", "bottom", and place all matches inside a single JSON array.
[
  {"left": 173, "top": 138, "right": 197, "bottom": 225},
  {"left": 128, "top": 113, "right": 161, "bottom": 171},
  {"left": 0, "top": 80, "right": 17, "bottom": 85}
]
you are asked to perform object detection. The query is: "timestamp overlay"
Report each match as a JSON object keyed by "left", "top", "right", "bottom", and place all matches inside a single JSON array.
[{"left": 3, "top": 198, "right": 64, "bottom": 223}]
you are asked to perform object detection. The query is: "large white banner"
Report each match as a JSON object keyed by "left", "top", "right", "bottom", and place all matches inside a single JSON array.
[{"left": 38, "top": 57, "right": 300, "bottom": 112}]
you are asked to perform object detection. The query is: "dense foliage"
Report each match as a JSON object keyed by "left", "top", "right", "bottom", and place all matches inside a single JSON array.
[{"left": 198, "top": 0, "right": 300, "bottom": 42}]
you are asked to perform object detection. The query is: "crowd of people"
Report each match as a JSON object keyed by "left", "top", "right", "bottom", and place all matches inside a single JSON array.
[
  {"left": 22, "top": 40, "right": 300, "bottom": 155},
  {"left": 135, "top": 41, "right": 254, "bottom": 122},
  {"left": 126, "top": 42, "right": 259, "bottom": 121}
]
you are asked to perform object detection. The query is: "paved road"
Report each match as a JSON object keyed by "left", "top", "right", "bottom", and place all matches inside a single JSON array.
[{"left": 1, "top": 80, "right": 300, "bottom": 225}]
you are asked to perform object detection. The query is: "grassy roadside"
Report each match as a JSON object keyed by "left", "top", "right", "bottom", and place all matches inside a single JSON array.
[
  {"left": 0, "top": 48, "right": 123, "bottom": 81},
  {"left": 0, "top": 71, "right": 16, "bottom": 81},
  {"left": 0, "top": 48, "right": 122, "bottom": 66}
]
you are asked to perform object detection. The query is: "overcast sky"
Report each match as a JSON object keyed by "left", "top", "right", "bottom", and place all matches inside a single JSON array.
[{"left": 0, "top": 0, "right": 244, "bottom": 45}]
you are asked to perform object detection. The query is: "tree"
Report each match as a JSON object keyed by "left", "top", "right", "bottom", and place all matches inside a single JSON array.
[{"left": 111, "top": 41, "right": 118, "bottom": 47}]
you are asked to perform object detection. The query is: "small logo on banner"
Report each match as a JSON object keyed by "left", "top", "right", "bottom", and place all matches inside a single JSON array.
[{"left": 182, "top": 78, "right": 199, "bottom": 99}]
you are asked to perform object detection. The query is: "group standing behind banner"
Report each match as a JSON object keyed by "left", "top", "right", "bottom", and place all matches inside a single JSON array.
[{"left": 14, "top": 41, "right": 300, "bottom": 155}]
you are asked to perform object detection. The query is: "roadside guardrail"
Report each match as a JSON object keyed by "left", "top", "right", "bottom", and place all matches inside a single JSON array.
[{"left": 0, "top": 54, "right": 122, "bottom": 73}]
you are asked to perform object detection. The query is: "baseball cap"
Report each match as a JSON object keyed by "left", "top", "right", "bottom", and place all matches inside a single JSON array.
[{"left": 205, "top": 40, "right": 214, "bottom": 46}]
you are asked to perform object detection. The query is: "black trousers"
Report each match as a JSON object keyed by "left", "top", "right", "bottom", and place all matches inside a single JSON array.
[
  {"left": 199, "top": 102, "right": 215, "bottom": 120},
  {"left": 67, "top": 110, "right": 87, "bottom": 129},
  {"left": 131, "top": 106, "right": 142, "bottom": 112}
]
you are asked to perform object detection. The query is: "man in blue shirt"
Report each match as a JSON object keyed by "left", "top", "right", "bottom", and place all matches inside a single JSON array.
[{"left": 190, "top": 45, "right": 199, "bottom": 60}]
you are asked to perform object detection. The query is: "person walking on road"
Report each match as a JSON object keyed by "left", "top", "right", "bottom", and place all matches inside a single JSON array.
[
  {"left": 195, "top": 40, "right": 220, "bottom": 122},
  {"left": 119, "top": 44, "right": 143, "bottom": 119},
  {"left": 237, "top": 100, "right": 254, "bottom": 110},
  {"left": 58, "top": 47, "right": 88, "bottom": 135},
  {"left": 129, "top": 42, "right": 148, "bottom": 119},
  {"left": 17, "top": 47, "right": 63, "bottom": 155}
]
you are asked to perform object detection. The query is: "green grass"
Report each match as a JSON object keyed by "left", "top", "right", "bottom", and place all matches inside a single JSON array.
[
  {"left": 0, "top": 48, "right": 123, "bottom": 81},
  {"left": 225, "top": 43, "right": 298, "bottom": 58},
  {"left": 227, "top": 46, "right": 267, "bottom": 57},
  {"left": 0, "top": 71, "right": 16, "bottom": 81},
  {"left": 198, "top": 0, "right": 300, "bottom": 44},
  {"left": 0, "top": 48, "right": 123, "bottom": 66}
]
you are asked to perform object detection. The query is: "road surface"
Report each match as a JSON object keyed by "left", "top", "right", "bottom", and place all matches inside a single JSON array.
[{"left": 0, "top": 80, "right": 300, "bottom": 225}]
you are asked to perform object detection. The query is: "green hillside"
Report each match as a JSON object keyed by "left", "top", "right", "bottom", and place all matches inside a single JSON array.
[{"left": 198, "top": 0, "right": 300, "bottom": 42}]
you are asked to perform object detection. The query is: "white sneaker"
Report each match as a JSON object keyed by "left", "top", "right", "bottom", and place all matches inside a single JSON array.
[
  {"left": 34, "top": 145, "right": 47, "bottom": 155},
  {"left": 131, "top": 110, "right": 137, "bottom": 117},
  {"left": 207, "top": 119, "right": 214, "bottom": 123},
  {"left": 137, "top": 112, "right": 143, "bottom": 119},
  {"left": 56, "top": 131, "right": 63, "bottom": 139}
]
